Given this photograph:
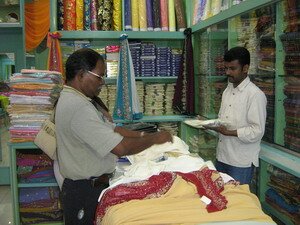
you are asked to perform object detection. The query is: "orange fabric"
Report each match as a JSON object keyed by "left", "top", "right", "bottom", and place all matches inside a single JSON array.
[
  {"left": 25, "top": 0, "right": 50, "bottom": 52},
  {"left": 47, "top": 32, "right": 64, "bottom": 74}
]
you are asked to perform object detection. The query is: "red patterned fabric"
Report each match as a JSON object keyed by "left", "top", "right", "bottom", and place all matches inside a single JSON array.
[
  {"left": 177, "top": 167, "right": 228, "bottom": 212},
  {"left": 96, "top": 172, "right": 176, "bottom": 221},
  {"left": 95, "top": 167, "right": 229, "bottom": 223}
]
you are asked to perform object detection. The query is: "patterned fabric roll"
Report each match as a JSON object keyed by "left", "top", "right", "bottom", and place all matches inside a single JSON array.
[
  {"left": 146, "top": 0, "right": 154, "bottom": 31},
  {"left": 168, "top": 0, "right": 176, "bottom": 31},
  {"left": 57, "top": 0, "right": 64, "bottom": 30},
  {"left": 102, "top": 0, "right": 113, "bottom": 30},
  {"left": 139, "top": 0, "right": 147, "bottom": 31},
  {"left": 113, "top": 0, "right": 122, "bottom": 30},
  {"left": 63, "top": 0, "right": 76, "bottom": 30},
  {"left": 76, "top": 0, "right": 84, "bottom": 30},
  {"left": 153, "top": 0, "right": 161, "bottom": 31},
  {"left": 124, "top": 0, "right": 132, "bottom": 30},
  {"left": 98, "top": 0, "right": 104, "bottom": 29},
  {"left": 131, "top": 0, "right": 139, "bottom": 31},
  {"left": 174, "top": 0, "right": 186, "bottom": 31},
  {"left": 90, "top": 0, "right": 99, "bottom": 30},
  {"left": 84, "top": 0, "right": 91, "bottom": 30},
  {"left": 160, "top": 0, "right": 169, "bottom": 31}
]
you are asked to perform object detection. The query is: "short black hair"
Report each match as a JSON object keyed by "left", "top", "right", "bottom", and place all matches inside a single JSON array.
[
  {"left": 65, "top": 48, "right": 104, "bottom": 81},
  {"left": 224, "top": 47, "right": 250, "bottom": 67}
]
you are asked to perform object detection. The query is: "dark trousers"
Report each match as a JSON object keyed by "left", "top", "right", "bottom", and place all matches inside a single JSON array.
[
  {"left": 215, "top": 160, "right": 254, "bottom": 185},
  {"left": 61, "top": 178, "right": 108, "bottom": 225}
]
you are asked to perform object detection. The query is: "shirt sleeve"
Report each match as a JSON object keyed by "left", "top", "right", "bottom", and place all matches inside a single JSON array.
[
  {"left": 70, "top": 106, "right": 123, "bottom": 158},
  {"left": 237, "top": 91, "right": 267, "bottom": 143}
]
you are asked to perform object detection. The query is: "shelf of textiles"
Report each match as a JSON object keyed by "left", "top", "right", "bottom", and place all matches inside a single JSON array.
[
  {"left": 99, "top": 81, "right": 181, "bottom": 117},
  {"left": 250, "top": 75, "right": 275, "bottom": 143},
  {"left": 279, "top": 0, "right": 300, "bottom": 154},
  {"left": 260, "top": 163, "right": 300, "bottom": 225},
  {"left": 9, "top": 143, "right": 63, "bottom": 225},
  {"left": 258, "top": 143, "right": 300, "bottom": 225},
  {"left": 54, "top": 0, "right": 187, "bottom": 33},
  {"left": 180, "top": 122, "right": 217, "bottom": 162},
  {"left": 196, "top": 75, "right": 227, "bottom": 119},
  {"left": 60, "top": 40, "right": 183, "bottom": 79},
  {"left": 228, "top": 4, "right": 276, "bottom": 75},
  {"left": 190, "top": 0, "right": 277, "bottom": 32},
  {"left": 0, "top": 0, "right": 21, "bottom": 27},
  {"left": 193, "top": 30, "right": 228, "bottom": 76}
]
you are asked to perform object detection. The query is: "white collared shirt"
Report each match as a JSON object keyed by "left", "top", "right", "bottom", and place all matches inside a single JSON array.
[{"left": 217, "top": 77, "right": 267, "bottom": 167}]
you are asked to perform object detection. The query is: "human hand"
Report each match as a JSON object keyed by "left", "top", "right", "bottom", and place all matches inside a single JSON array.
[
  {"left": 203, "top": 125, "right": 227, "bottom": 134},
  {"left": 154, "top": 131, "right": 173, "bottom": 144}
]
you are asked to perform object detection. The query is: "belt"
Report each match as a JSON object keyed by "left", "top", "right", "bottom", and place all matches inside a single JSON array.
[{"left": 90, "top": 173, "right": 114, "bottom": 188}]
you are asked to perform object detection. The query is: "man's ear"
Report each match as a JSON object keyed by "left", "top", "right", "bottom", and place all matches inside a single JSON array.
[{"left": 242, "top": 64, "right": 249, "bottom": 74}]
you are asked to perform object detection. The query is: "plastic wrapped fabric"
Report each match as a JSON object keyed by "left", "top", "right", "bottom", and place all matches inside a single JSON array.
[
  {"left": 124, "top": 0, "right": 132, "bottom": 30},
  {"left": 131, "top": 0, "right": 139, "bottom": 31},
  {"left": 160, "top": 0, "right": 169, "bottom": 31},
  {"left": 168, "top": 0, "right": 176, "bottom": 31},
  {"left": 146, "top": 0, "right": 154, "bottom": 31},
  {"left": 153, "top": 0, "right": 161, "bottom": 31},
  {"left": 91, "top": 0, "right": 99, "bottom": 30},
  {"left": 139, "top": 0, "right": 147, "bottom": 31},
  {"left": 174, "top": 0, "right": 186, "bottom": 31},
  {"left": 76, "top": 0, "right": 84, "bottom": 30},
  {"left": 63, "top": 0, "right": 76, "bottom": 30},
  {"left": 84, "top": 0, "right": 91, "bottom": 30},
  {"left": 112, "top": 0, "right": 122, "bottom": 30}
]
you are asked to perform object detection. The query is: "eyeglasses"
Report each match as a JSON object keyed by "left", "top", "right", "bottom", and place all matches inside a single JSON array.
[{"left": 87, "top": 70, "right": 105, "bottom": 80}]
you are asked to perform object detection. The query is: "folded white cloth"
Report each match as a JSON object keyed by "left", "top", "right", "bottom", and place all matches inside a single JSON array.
[{"left": 126, "top": 135, "right": 190, "bottom": 164}]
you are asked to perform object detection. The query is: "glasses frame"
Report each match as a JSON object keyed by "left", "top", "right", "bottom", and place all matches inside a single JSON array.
[{"left": 87, "top": 70, "right": 104, "bottom": 80}]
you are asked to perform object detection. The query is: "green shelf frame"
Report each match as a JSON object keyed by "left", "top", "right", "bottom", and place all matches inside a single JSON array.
[
  {"left": 18, "top": 183, "right": 59, "bottom": 188},
  {"left": 114, "top": 115, "right": 191, "bottom": 124},
  {"left": 105, "top": 76, "right": 178, "bottom": 84},
  {"left": 58, "top": 30, "right": 185, "bottom": 40}
]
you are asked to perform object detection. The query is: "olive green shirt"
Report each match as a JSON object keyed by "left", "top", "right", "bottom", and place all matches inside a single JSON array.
[{"left": 55, "top": 86, "right": 123, "bottom": 180}]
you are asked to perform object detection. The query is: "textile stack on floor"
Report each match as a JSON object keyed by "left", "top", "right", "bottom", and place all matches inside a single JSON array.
[{"left": 7, "top": 69, "right": 63, "bottom": 143}]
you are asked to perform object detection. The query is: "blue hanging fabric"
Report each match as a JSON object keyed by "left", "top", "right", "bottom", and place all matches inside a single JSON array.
[{"left": 113, "top": 34, "right": 143, "bottom": 121}]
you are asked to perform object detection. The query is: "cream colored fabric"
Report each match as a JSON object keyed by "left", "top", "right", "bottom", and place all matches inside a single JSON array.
[
  {"left": 126, "top": 136, "right": 190, "bottom": 164},
  {"left": 100, "top": 177, "right": 274, "bottom": 225}
]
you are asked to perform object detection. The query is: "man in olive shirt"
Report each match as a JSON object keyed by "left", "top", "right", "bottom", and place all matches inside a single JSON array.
[{"left": 56, "top": 48, "right": 172, "bottom": 225}]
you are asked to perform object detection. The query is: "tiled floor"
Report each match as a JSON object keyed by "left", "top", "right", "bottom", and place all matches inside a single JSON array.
[
  {"left": 0, "top": 126, "right": 14, "bottom": 224},
  {"left": 0, "top": 185, "right": 13, "bottom": 225}
]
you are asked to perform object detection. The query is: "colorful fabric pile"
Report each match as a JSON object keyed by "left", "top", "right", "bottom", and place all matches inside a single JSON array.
[
  {"left": 265, "top": 165, "right": 300, "bottom": 224},
  {"left": 281, "top": 0, "right": 300, "bottom": 153},
  {"left": 19, "top": 186, "right": 62, "bottom": 224},
  {"left": 7, "top": 69, "right": 63, "bottom": 143},
  {"left": 60, "top": 0, "right": 121, "bottom": 31},
  {"left": 17, "top": 151, "right": 63, "bottom": 224}
]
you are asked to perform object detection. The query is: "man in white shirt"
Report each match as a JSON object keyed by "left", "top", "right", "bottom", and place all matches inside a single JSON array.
[{"left": 206, "top": 47, "right": 267, "bottom": 185}]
